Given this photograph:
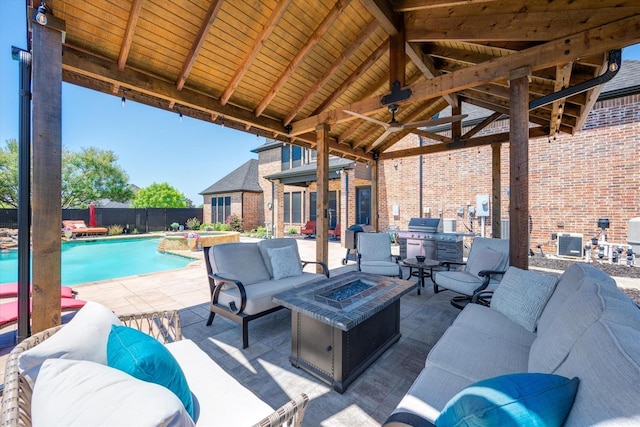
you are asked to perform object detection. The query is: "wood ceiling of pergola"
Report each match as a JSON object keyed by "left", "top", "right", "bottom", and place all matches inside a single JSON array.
[{"left": 42, "top": 0, "right": 640, "bottom": 162}]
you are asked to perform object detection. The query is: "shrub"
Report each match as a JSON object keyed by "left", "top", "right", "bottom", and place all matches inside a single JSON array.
[
  {"left": 132, "top": 228, "right": 140, "bottom": 234},
  {"left": 200, "top": 223, "right": 214, "bottom": 231},
  {"left": 108, "top": 224, "right": 123, "bottom": 235},
  {"left": 288, "top": 227, "right": 298, "bottom": 234},
  {"left": 186, "top": 217, "right": 201, "bottom": 230},
  {"left": 254, "top": 226, "right": 268, "bottom": 238},
  {"left": 227, "top": 215, "right": 244, "bottom": 232},
  {"left": 170, "top": 222, "right": 180, "bottom": 231}
]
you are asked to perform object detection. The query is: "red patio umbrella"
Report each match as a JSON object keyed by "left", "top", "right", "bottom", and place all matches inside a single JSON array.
[{"left": 89, "top": 202, "right": 97, "bottom": 227}]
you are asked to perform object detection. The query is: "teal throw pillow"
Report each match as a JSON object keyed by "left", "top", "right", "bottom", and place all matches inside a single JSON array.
[
  {"left": 107, "top": 325, "right": 194, "bottom": 420},
  {"left": 435, "top": 373, "right": 579, "bottom": 427}
]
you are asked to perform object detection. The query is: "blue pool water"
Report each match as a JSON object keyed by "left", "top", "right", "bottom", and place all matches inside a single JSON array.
[{"left": 0, "top": 238, "right": 191, "bottom": 286}]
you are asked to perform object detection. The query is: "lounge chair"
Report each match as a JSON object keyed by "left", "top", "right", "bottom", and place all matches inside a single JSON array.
[
  {"left": 328, "top": 222, "right": 342, "bottom": 241},
  {"left": 300, "top": 220, "right": 316, "bottom": 238},
  {"left": 0, "top": 283, "right": 76, "bottom": 299},
  {"left": 357, "top": 232, "right": 403, "bottom": 278},
  {"left": 62, "top": 220, "right": 108, "bottom": 236},
  {"left": 0, "top": 297, "right": 87, "bottom": 329}
]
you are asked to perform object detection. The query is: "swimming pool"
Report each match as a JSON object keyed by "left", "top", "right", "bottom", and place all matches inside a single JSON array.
[{"left": 0, "top": 238, "right": 192, "bottom": 286}]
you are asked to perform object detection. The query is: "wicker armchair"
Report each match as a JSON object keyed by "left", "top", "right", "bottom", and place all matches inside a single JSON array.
[{"left": 0, "top": 310, "right": 309, "bottom": 427}]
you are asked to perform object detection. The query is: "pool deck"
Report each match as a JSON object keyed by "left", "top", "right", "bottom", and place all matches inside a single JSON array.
[{"left": 1, "top": 237, "right": 639, "bottom": 425}]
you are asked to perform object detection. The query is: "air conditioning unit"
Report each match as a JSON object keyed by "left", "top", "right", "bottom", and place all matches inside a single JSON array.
[{"left": 557, "top": 233, "right": 583, "bottom": 258}]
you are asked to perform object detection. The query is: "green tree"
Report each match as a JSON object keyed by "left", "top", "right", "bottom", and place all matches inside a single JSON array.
[
  {"left": 61, "top": 147, "right": 133, "bottom": 208},
  {"left": 131, "top": 182, "right": 187, "bottom": 208},
  {"left": 0, "top": 139, "right": 19, "bottom": 208},
  {"left": 0, "top": 141, "right": 133, "bottom": 208}
]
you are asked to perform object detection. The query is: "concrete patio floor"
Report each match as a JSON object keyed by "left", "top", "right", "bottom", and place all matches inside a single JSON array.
[{"left": 1, "top": 236, "right": 638, "bottom": 425}]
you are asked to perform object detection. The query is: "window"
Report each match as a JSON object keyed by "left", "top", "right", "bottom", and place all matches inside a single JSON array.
[
  {"left": 284, "top": 191, "right": 302, "bottom": 223},
  {"left": 309, "top": 191, "right": 338, "bottom": 227},
  {"left": 281, "top": 145, "right": 307, "bottom": 170},
  {"left": 356, "top": 187, "right": 371, "bottom": 225},
  {"left": 211, "top": 196, "right": 231, "bottom": 223}
]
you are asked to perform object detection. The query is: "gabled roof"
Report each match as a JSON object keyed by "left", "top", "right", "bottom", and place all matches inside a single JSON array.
[{"left": 199, "top": 159, "right": 262, "bottom": 195}]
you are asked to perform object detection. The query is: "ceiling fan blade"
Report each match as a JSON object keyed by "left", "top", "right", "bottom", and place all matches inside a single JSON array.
[
  {"left": 401, "top": 114, "right": 469, "bottom": 129},
  {"left": 343, "top": 110, "right": 390, "bottom": 129},
  {"left": 371, "top": 129, "right": 394, "bottom": 147}
]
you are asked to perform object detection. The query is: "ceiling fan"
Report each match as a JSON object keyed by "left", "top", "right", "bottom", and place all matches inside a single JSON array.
[{"left": 344, "top": 104, "right": 468, "bottom": 147}]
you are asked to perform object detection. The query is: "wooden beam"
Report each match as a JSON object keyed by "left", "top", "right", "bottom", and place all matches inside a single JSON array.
[
  {"left": 284, "top": 19, "right": 380, "bottom": 125},
  {"left": 316, "top": 124, "right": 330, "bottom": 271},
  {"left": 462, "top": 112, "right": 502, "bottom": 140},
  {"left": 31, "top": 21, "right": 63, "bottom": 332},
  {"left": 575, "top": 54, "right": 609, "bottom": 132},
  {"left": 394, "top": 0, "right": 494, "bottom": 12},
  {"left": 378, "top": 127, "right": 547, "bottom": 160},
  {"left": 509, "top": 67, "right": 530, "bottom": 270},
  {"left": 220, "top": 0, "right": 291, "bottom": 105},
  {"left": 549, "top": 62, "right": 573, "bottom": 137},
  {"left": 176, "top": 0, "right": 224, "bottom": 90},
  {"left": 491, "top": 142, "right": 501, "bottom": 238},
  {"left": 359, "top": 0, "right": 400, "bottom": 35},
  {"left": 292, "top": 15, "right": 640, "bottom": 136},
  {"left": 371, "top": 160, "right": 379, "bottom": 231},
  {"left": 405, "top": 7, "right": 640, "bottom": 41},
  {"left": 117, "top": 0, "right": 143, "bottom": 71},
  {"left": 410, "top": 129, "right": 451, "bottom": 144},
  {"left": 405, "top": 42, "right": 457, "bottom": 107}
]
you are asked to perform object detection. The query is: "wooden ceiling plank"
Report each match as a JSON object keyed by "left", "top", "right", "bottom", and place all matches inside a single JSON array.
[
  {"left": 254, "top": 0, "right": 349, "bottom": 117},
  {"left": 406, "top": 42, "right": 457, "bottom": 107},
  {"left": 405, "top": 8, "right": 640, "bottom": 42},
  {"left": 176, "top": 0, "right": 225, "bottom": 90},
  {"left": 220, "top": 0, "right": 292, "bottom": 106},
  {"left": 312, "top": 39, "right": 389, "bottom": 116},
  {"left": 394, "top": 0, "right": 494, "bottom": 12},
  {"left": 283, "top": 19, "right": 379, "bottom": 125},
  {"left": 117, "top": 0, "right": 143, "bottom": 71},
  {"left": 292, "top": 14, "right": 640, "bottom": 135}
]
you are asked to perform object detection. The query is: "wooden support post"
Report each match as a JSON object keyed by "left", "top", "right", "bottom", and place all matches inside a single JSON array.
[
  {"left": 316, "top": 124, "right": 330, "bottom": 271},
  {"left": 31, "top": 20, "right": 64, "bottom": 332},
  {"left": 389, "top": 21, "right": 405, "bottom": 89},
  {"left": 452, "top": 98, "right": 462, "bottom": 141},
  {"left": 491, "top": 142, "right": 501, "bottom": 238},
  {"left": 508, "top": 67, "right": 531, "bottom": 269},
  {"left": 371, "top": 160, "right": 379, "bottom": 231}
]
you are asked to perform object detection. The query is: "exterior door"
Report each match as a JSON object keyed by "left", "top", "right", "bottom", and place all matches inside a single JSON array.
[{"left": 356, "top": 186, "right": 371, "bottom": 225}]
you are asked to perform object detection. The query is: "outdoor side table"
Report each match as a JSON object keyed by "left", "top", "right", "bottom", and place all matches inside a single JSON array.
[{"left": 402, "top": 258, "right": 440, "bottom": 295}]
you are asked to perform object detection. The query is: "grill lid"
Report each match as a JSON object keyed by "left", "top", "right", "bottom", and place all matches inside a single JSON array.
[{"left": 407, "top": 217, "right": 443, "bottom": 233}]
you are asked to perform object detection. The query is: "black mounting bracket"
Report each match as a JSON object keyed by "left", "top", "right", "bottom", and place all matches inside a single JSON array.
[
  {"left": 381, "top": 80, "right": 412, "bottom": 105},
  {"left": 284, "top": 124, "right": 292, "bottom": 134}
]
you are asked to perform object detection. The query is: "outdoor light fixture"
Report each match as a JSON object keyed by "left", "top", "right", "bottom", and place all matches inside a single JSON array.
[
  {"left": 179, "top": 109, "right": 183, "bottom": 122},
  {"left": 35, "top": 1, "right": 48, "bottom": 25},
  {"left": 121, "top": 89, "right": 126, "bottom": 107},
  {"left": 221, "top": 116, "right": 225, "bottom": 127}
]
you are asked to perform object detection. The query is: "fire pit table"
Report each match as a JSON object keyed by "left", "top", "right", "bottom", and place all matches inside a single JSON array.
[{"left": 272, "top": 271, "right": 415, "bottom": 393}]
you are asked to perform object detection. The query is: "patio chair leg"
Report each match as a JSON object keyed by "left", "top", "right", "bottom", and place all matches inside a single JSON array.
[
  {"left": 450, "top": 296, "right": 471, "bottom": 310},
  {"left": 206, "top": 311, "right": 215, "bottom": 326},
  {"left": 242, "top": 320, "right": 249, "bottom": 349}
]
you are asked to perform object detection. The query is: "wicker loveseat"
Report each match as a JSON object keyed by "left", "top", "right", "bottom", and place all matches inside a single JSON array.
[{"left": 0, "top": 304, "right": 308, "bottom": 427}]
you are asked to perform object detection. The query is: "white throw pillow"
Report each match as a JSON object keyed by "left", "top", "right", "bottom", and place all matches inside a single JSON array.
[
  {"left": 491, "top": 267, "right": 559, "bottom": 332},
  {"left": 32, "top": 359, "right": 195, "bottom": 427},
  {"left": 267, "top": 246, "right": 302, "bottom": 280},
  {"left": 18, "top": 301, "right": 122, "bottom": 386}
]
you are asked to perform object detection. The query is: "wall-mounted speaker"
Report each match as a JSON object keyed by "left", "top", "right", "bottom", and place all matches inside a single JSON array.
[{"left": 557, "top": 233, "right": 583, "bottom": 258}]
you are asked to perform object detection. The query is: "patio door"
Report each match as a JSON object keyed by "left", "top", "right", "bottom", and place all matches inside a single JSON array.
[
  {"left": 309, "top": 191, "right": 338, "bottom": 228},
  {"left": 356, "top": 186, "right": 371, "bottom": 225}
]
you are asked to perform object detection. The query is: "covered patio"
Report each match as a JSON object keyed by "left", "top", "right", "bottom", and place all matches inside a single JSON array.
[{"left": 16, "top": 0, "right": 640, "bottom": 357}]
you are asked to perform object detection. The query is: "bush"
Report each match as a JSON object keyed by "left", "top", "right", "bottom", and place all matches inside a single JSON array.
[
  {"left": 200, "top": 223, "right": 214, "bottom": 231},
  {"left": 186, "top": 217, "right": 201, "bottom": 230},
  {"left": 288, "top": 227, "right": 298, "bottom": 234},
  {"left": 108, "top": 224, "right": 123, "bottom": 235},
  {"left": 227, "top": 215, "right": 244, "bottom": 232},
  {"left": 254, "top": 226, "right": 268, "bottom": 238}
]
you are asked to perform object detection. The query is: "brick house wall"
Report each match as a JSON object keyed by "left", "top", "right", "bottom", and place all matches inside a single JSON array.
[
  {"left": 379, "top": 94, "right": 640, "bottom": 255},
  {"left": 242, "top": 192, "right": 263, "bottom": 231}
]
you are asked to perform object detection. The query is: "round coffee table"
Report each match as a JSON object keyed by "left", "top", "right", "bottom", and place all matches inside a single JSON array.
[{"left": 402, "top": 258, "right": 440, "bottom": 295}]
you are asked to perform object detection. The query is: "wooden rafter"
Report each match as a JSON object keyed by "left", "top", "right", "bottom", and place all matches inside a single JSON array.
[
  {"left": 549, "top": 62, "right": 573, "bottom": 137},
  {"left": 359, "top": 0, "right": 400, "bottom": 36},
  {"left": 290, "top": 15, "right": 640, "bottom": 136},
  {"left": 117, "top": 0, "right": 143, "bottom": 71},
  {"left": 575, "top": 54, "right": 610, "bottom": 132},
  {"left": 394, "top": 0, "right": 494, "bottom": 12},
  {"left": 219, "top": 0, "right": 291, "bottom": 106},
  {"left": 461, "top": 111, "right": 502, "bottom": 140},
  {"left": 254, "top": 0, "right": 350, "bottom": 117},
  {"left": 283, "top": 19, "right": 379, "bottom": 125},
  {"left": 406, "top": 42, "right": 457, "bottom": 107},
  {"left": 176, "top": 0, "right": 224, "bottom": 90}
]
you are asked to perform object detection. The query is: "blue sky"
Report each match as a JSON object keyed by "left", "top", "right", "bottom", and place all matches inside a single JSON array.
[{"left": 2, "top": 0, "right": 640, "bottom": 204}]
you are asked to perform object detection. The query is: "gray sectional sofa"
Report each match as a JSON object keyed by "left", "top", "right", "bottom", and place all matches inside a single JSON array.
[
  {"left": 385, "top": 263, "right": 640, "bottom": 426},
  {"left": 203, "top": 238, "right": 329, "bottom": 348}
]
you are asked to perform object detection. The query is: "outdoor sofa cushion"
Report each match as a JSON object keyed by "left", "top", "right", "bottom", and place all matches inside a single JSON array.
[
  {"left": 256, "top": 238, "right": 302, "bottom": 278},
  {"left": 209, "top": 242, "right": 271, "bottom": 286},
  {"left": 267, "top": 245, "right": 303, "bottom": 280}
]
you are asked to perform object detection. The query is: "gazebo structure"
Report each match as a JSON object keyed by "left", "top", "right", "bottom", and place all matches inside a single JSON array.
[{"left": 19, "top": 0, "right": 640, "bottom": 335}]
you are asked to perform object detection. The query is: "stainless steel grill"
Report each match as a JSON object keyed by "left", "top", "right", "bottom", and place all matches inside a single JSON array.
[{"left": 398, "top": 218, "right": 464, "bottom": 262}]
